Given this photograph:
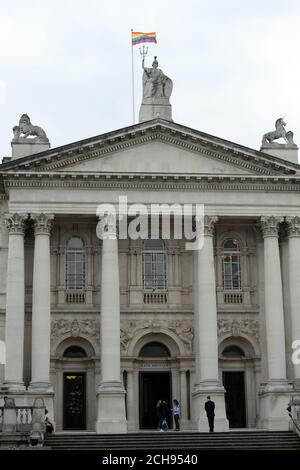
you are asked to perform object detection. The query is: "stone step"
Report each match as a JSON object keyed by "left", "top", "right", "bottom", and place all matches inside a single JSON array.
[{"left": 45, "top": 431, "right": 300, "bottom": 450}]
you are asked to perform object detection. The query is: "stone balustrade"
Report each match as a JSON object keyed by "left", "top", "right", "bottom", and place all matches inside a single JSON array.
[
  {"left": 288, "top": 396, "right": 300, "bottom": 437},
  {"left": 0, "top": 397, "right": 46, "bottom": 435}
]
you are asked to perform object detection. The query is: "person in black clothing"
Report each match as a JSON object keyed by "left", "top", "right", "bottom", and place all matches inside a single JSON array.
[
  {"left": 156, "top": 400, "right": 163, "bottom": 430},
  {"left": 204, "top": 396, "right": 215, "bottom": 432},
  {"left": 161, "top": 400, "right": 169, "bottom": 430}
]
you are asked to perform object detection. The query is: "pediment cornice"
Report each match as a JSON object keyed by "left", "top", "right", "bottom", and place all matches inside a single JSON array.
[
  {"left": 3, "top": 171, "right": 300, "bottom": 193},
  {"left": 0, "top": 119, "right": 299, "bottom": 177}
]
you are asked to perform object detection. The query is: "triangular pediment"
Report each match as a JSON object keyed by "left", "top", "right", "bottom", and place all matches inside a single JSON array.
[
  {"left": 61, "top": 141, "right": 254, "bottom": 175},
  {"left": 1, "top": 119, "right": 299, "bottom": 177}
]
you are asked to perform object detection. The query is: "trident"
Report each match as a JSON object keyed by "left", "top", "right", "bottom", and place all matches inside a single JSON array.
[{"left": 139, "top": 45, "right": 149, "bottom": 67}]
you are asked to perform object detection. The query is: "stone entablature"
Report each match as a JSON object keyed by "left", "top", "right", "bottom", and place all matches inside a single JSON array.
[{"left": 3, "top": 173, "right": 300, "bottom": 193}]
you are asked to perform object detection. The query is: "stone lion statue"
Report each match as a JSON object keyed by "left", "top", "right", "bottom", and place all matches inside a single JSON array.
[{"left": 13, "top": 114, "right": 48, "bottom": 141}]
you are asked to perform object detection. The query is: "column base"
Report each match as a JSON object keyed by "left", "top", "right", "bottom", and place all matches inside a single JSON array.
[
  {"left": 192, "top": 381, "right": 229, "bottom": 432},
  {"left": 127, "top": 420, "right": 136, "bottom": 432},
  {"left": 3, "top": 381, "right": 26, "bottom": 392},
  {"left": 258, "top": 381, "right": 292, "bottom": 430},
  {"left": 179, "top": 419, "right": 192, "bottom": 430},
  {"left": 293, "top": 379, "right": 300, "bottom": 391},
  {"left": 96, "top": 381, "right": 127, "bottom": 434},
  {"left": 28, "top": 382, "right": 54, "bottom": 393}
]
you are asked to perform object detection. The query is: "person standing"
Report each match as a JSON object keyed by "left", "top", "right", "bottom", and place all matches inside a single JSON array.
[
  {"left": 204, "top": 396, "right": 215, "bottom": 432},
  {"left": 156, "top": 400, "right": 163, "bottom": 430},
  {"left": 172, "top": 399, "right": 180, "bottom": 431},
  {"left": 45, "top": 408, "right": 55, "bottom": 434},
  {"left": 161, "top": 400, "right": 169, "bottom": 431}
]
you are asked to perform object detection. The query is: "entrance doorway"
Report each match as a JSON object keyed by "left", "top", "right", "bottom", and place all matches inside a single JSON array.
[
  {"left": 139, "top": 372, "right": 172, "bottom": 429},
  {"left": 63, "top": 372, "right": 86, "bottom": 430},
  {"left": 223, "top": 371, "right": 246, "bottom": 428}
]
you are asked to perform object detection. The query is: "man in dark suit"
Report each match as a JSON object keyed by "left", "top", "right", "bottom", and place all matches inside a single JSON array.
[{"left": 204, "top": 396, "right": 215, "bottom": 432}]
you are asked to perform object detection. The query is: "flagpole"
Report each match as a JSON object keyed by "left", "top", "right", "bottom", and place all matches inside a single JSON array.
[{"left": 131, "top": 29, "right": 135, "bottom": 124}]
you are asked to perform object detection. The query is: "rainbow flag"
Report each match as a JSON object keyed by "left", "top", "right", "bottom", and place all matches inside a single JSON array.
[{"left": 131, "top": 31, "right": 157, "bottom": 46}]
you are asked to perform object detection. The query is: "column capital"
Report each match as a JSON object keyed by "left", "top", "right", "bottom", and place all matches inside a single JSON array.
[
  {"left": 259, "top": 216, "right": 284, "bottom": 238},
  {"left": 286, "top": 216, "right": 300, "bottom": 238},
  {"left": 32, "top": 213, "right": 54, "bottom": 236},
  {"left": 5, "top": 213, "right": 27, "bottom": 235},
  {"left": 202, "top": 215, "right": 219, "bottom": 237}
]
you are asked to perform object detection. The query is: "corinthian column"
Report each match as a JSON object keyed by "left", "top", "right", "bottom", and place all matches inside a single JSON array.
[
  {"left": 258, "top": 216, "right": 291, "bottom": 430},
  {"left": 30, "top": 213, "right": 54, "bottom": 390},
  {"left": 260, "top": 216, "right": 287, "bottom": 383},
  {"left": 192, "top": 215, "right": 229, "bottom": 431},
  {"left": 286, "top": 216, "right": 300, "bottom": 387},
  {"left": 4, "top": 213, "right": 26, "bottom": 390},
  {"left": 96, "top": 215, "right": 127, "bottom": 433}
]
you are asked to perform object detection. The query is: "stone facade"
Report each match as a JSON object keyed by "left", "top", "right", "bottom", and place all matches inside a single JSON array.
[{"left": 1, "top": 118, "right": 300, "bottom": 433}]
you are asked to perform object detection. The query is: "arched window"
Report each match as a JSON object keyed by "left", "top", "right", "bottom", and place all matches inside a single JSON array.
[
  {"left": 139, "top": 342, "right": 170, "bottom": 357},
  {"left": 142, "top": 239, "right": 166, "bottom": 290},
  {"left": 222, "top": 345, "right": 245, "bottom": 358},
  {"left": 63, "top": 345, "right": 87, "bottom": 358},
  {"left": 65, "top": 237, "right": 85, "bottom": 290},
  {"left": 222, "top": 239, "right": 241, "bottom": 290}
]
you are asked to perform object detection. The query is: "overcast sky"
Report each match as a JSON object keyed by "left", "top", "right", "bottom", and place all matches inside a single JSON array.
[{"left": 1, "top": 0, "right": 300, "bottom": 161}]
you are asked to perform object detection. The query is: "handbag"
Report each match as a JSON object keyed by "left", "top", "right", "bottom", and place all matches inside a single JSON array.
[{"left": 161, "top": 418, "right": 168, "bottom": 430}]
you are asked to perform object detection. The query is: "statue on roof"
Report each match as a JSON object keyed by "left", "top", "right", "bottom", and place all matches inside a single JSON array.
[
  {"left": 139, "top": 56, "right": 173, "bottom": 122},
  {"left": 142, "top": 56, "right": 173, "bottom": 99},
  {"left": 12, "top": 114, "right": 49, "bottom": 142},
  {"left": 262, "top": 118, "right": 295, "bottom": 146}
]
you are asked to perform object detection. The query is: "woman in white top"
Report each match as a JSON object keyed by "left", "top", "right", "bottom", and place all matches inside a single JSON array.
[{"left": 172, "top": 399, "right": 180, "bottom": 431}]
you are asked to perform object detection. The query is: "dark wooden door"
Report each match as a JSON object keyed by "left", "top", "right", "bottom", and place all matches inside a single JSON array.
[
  {"left": 63, "top": 372, "right": 86, "bottom": 430},
  {"left": 223, "top": 371, "right": 246, "bottom": 428},
  {"left": 139, "top": 372, "right": 172, "bottom": 429}
]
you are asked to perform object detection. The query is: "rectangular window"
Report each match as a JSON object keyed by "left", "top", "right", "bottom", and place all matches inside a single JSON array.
[
  {"left": 143, "top": 252, "right": 166, "bottom": 291},
  {"left": 66, "top": 251, "right": 85, "bottom": 290},
  {"left": 222, "top": 254, "right": 241, "bottom": 290}
]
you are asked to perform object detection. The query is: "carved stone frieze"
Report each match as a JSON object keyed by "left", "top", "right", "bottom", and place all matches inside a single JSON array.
[
  {"left": 120, "top": 319, "right": 194, "bottom": 353},
  {"left": 217, "top": 318, "right": 259, "bottom": 341},
  {"left": 51, "top": 319, "right": 100, "bottom": 340}
]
